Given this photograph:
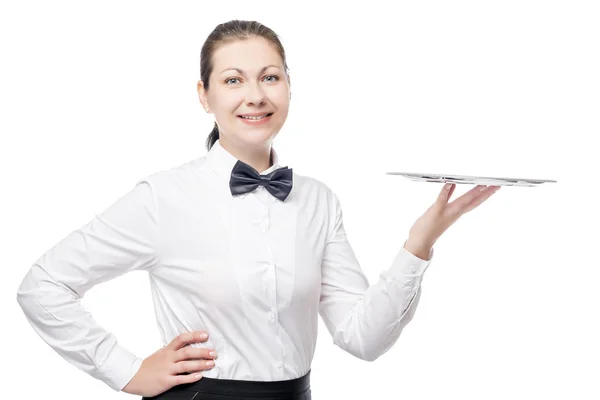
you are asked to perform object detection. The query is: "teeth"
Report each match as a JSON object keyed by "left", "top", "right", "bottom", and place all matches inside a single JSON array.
[{"left": 241, "top": 114, "right": 270, "bottom": 120}]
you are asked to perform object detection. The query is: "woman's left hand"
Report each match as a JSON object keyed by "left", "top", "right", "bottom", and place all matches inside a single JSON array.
[{"left": 404, "top": 183, "right": 502, "bottom": 259}]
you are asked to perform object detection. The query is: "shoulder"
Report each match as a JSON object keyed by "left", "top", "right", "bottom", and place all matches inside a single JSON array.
[
  {"left": 134, "top": 156, "right": 207, "bottom": 192},
  {"left": 292, "top": 170, "right": 339, "bottom": 206}
]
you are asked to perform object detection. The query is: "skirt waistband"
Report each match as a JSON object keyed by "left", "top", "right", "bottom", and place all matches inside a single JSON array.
[{"left": 173, "top": 369, "right": 311, "bottom": 397}]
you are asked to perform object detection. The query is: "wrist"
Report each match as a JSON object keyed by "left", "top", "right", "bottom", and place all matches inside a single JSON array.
[{"left": 403, "top": 238, "right": 433, "bottom": 261}]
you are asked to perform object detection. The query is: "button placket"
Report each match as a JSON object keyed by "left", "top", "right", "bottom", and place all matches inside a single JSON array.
[
  {"left": 263, "top": 261, "right": 276, "bottom": 306},
  {"left": 261, "top": 232, "right": 277, "bottom": 323},
  {"left": 254, "top": 196, "right": 282, "bottom": 369},
  {"left": 260, "top": 217, "right": 269, "bottom": 232},
  {"left": 267, "top": 260, "right": 277, "bottom": 323}
]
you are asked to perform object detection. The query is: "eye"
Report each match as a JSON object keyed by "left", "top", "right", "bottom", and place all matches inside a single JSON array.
[{"left": 224, "top": 75, "right": 279, "bottom": 85}]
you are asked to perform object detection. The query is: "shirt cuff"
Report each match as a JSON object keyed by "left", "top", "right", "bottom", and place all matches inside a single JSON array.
[
  {"left": 93, "top": 344, "right": 144, "bottom": 392},
  {"left": 385, "top": 245, "right": 434, "bottom": 282}
]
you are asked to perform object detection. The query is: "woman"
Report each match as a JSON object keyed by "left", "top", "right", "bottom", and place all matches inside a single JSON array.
[{"left": 16, "top": 20, "right": 500, "bottom": 400}]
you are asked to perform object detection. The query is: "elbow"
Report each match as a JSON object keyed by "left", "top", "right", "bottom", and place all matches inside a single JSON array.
[
  {"left": 333, "top": 330, "right": 384, "bottom": 362},
  {"left": 16, "top": 279, "right": 36, "bottom": 323},
  {"left": 16, "top": 274, "right": 31, "bottom": 307},
  {"left": 361, "top": 351, "right": 381, "bottom": 363},
  {"left": 16, "top": 276, "right": 35, "bottom": 315},
  {"left": 16, "top": 266, "right": 43, "bottom": 311},
  {"left": 357, "top": 352, "right": 381, "bottom": 362},
  {"left": 16, "top": 289, "right": 24, "bottom": 307},
  {"left": 340, "top": 343, "right": 383, "bottom": 363},
  {"left": 359, "top": 343, "right": 385, "bottom": 362}
]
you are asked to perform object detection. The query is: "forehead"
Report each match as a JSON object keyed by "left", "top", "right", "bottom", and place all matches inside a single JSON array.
[{"left": 213, "top": 37, "right": 281, "bottom": 72}]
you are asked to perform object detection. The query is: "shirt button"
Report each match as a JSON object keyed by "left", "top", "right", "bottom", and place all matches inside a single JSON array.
[
  {"left": 277, "top": 362, "right": 283, "bottom": 368},
  {"left": 411, "top": 266, "right": 418, "bottom": 273},
  {"left": 269, "top": 311, "right": 275, "bottom": 322}
]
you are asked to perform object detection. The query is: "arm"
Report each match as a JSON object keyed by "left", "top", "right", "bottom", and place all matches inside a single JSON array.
[
  {"left": 16, "top": 178, "right": 159, "bottom": 391},
  {"left": 318, "top": 190, "right": 434, "bottom": 362}
]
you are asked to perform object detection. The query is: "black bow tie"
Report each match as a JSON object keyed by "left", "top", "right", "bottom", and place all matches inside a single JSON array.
[{"left": 229, "top": 160, "right": 293, "bottom": 201}]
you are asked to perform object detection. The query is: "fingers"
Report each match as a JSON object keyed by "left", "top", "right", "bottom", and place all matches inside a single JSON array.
[
  {"left": 446, "top": 184, "right": 496, "bottom": 205},
  {"left": 437, "top": 183, "right": 456, "bottom": 204},
  {"left": 455, "top": 185, "right": 501, "bottom": 214},
  {"left": 167, "top": 331, "right": 209, "bottom": 351},
  {"left": 171, "top": 370, "right": 205, "bottom": 386},
  {"left": 173, "top": 345, "right": 218, "bottom": 363},
  {"left": 169, "top": 351, "right": 218, "bottom": 386},
  {"left": 172, "top": 359, "right": 216, "bottom": 376}
]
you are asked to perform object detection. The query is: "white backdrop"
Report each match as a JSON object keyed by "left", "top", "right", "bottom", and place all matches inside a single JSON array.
[{"left": 2, "top": 1, "right": 598, "bottom": 399}]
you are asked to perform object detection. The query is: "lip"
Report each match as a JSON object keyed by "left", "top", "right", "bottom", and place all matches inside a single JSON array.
[
  {"left": 238, "top": 112, "right": 274, "bottom": 117},
  {"left": 238, "top": 112, "right": 273, "bottom": 125}
]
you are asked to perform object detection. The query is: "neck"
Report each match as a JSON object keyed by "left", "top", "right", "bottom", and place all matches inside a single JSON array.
[{"left": 220, "top": 137, "right": 273, "bottom": 174}]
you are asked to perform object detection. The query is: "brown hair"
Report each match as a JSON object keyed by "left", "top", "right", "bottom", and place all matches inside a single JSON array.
[{"left": 200, "top": 20, "right": 291, "bottom": 151}]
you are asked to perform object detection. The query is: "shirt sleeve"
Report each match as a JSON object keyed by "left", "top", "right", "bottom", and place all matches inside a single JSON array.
[
  {"left": 318, "top": 190, "right": 434, "bottom": 362},
  {"left": 16, "top": 178, "right": 160, "bottom": 392}
]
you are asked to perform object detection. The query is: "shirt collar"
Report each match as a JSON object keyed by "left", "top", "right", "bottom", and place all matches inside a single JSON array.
[{"left": 203, "top": 138, "right": 285, "bottom": 200}]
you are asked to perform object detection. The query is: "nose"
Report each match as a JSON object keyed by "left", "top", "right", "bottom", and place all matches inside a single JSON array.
[{"left": 245, "top": 81, "right": 267, "bottom": 106}]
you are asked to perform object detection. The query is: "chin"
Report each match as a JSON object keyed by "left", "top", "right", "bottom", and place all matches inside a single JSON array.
[{"left": 232, "top": 131, "right": 274, "bottom": 146}]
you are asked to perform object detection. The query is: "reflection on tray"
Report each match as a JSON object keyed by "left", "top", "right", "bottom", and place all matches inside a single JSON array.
[{"left": 385, "top": 171, "right": 557, "bottom": 187}]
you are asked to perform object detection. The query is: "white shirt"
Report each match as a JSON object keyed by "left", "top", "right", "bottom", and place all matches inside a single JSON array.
[{"left": 17, "top": 139, "right": 435, "bottom": 392}]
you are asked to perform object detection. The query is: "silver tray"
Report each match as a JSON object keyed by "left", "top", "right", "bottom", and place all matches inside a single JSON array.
[{"left": 385, "top": 172, "right": 557, "bottom": 187}]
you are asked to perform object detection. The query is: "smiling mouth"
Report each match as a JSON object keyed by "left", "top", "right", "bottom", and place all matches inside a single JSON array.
[{"left": 237, "top": 113, "right": 274, "bottom": 120}]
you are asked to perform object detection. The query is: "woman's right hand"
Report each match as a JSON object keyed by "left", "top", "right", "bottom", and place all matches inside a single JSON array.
[{"left": 122, "top": 331, "right": 218, "bottom": 397}]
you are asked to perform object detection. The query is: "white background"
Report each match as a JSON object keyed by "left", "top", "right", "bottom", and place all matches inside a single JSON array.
[{"left": 2, "top": 1, "right": 598, "bottom": 399}]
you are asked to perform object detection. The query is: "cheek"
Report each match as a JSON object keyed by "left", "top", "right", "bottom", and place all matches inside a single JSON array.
[
  {"left": 276, "top": 106, "right": 289, "bottom": 122},
  {"left": 272, "top": 91, "right": 290, "bottom": 113},
  {"left": 211, "top": 92, "right": 240, "bottom": 115}
]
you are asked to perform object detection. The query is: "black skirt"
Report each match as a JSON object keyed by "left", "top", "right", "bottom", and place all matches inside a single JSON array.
[{"left": 141, "top": 369, "right": 311, "bottom": 400}]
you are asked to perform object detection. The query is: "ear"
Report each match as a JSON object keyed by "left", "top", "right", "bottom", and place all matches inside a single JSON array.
[{"left": 197, "top": 80, "right": 208, "bottom": 109}]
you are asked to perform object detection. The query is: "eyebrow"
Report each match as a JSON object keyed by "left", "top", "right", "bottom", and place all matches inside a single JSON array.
[{"left": 220, "top": 65, "right": 280, "bottom": 75}]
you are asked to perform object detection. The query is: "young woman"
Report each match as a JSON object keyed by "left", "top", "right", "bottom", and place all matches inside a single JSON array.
[{"left": 17, "top": 20, "right": 500, "bottom": 400}]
